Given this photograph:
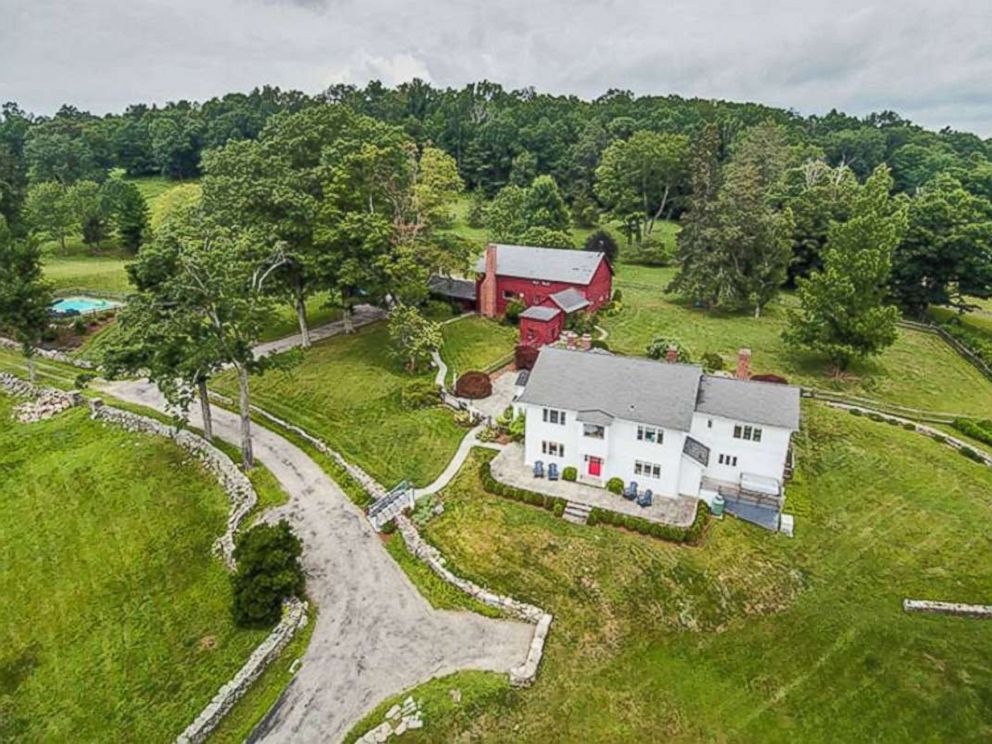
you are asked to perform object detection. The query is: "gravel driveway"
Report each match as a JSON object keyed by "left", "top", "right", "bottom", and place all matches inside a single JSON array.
[{"left": 99, "top": 379, "right": 533, "bottom": 743}]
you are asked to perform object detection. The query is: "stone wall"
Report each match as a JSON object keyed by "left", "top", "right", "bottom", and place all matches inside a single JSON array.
[
  {"left": 903, "top": 599, "right": 992, "bottom": 618},
  {"left": 175, "top": 598, "right": 310, "bottom": 744},
  {"left": 88, "top": 398, "right": 256, "bottom": 568},
  {"left": 0, "top": 372, "right": 85, "bottom": 422},
  {"left": 0, "top": 371, "right": 42, "bottom": 399},
  {"left": 395, "top": 515, "right": 552, "bottom": 687},
  {"left": 0, "top": 336, "right": 96, "bottom": 369}
]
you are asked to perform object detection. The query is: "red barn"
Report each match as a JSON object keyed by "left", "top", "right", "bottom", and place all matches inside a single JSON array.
[{"left": 474, "top": 243, "right": 613, "bottom": 346}]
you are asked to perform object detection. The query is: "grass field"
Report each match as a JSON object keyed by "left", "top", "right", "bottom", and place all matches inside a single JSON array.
[
  {"left": 391, "top": 404, "right": 992, "bottom": 742},
  {"left": 439, "top": 315, "right": 518, "bottom": 385},
  {"left": 603, "top": 265, "right": 992, "bottom": 418},
  {"left": 0, "top": 397, "right": 271, "bottom": 742},
  {"left": 211, "top": 321, "right": 465, "bottom": 488},
  {"left": 930, "top": 305, "right": 992, "bottom": 342}
]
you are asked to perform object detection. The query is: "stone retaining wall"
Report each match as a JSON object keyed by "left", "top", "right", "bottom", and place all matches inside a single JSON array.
[
  {"left": 395, "top": 515, "right": 552, "bottom": 687},
  {"left": 0, "top": 372, "right": 85, "bottom": 422},
  {"left": 176, "top": 598, "right": 310, "bottom": 744},
  {"left": 0, "top": 336, "right": 96, "bottom": 369},
  {"left": 0, "top": 371, "right": 43, "bottom": 398},
  {"left": 88, "top": 398, "right": 256, "bottom": 568},
  {"left": 903, "top": 599, "right": 992, "bottom": 618}
]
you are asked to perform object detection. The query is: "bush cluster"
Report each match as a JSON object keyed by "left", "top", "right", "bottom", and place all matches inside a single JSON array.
[
  {"left": 231, "top": 521, "right": 305, "bottom": 628},
  {"left": 455, "top": 371, "right": 493, "bottom": 399},
  {"left": 645, "top": 337, "right": 691, "bottom": 363},
  {"left": 700, "top": 352, "right": 724, "bottom": 372},
  {"left": 480, "top": 461, "right": 567, "bottom": 515},
  {"left": 621, "top": 236, "right": 675, "bottom": 266},
  {"left": 953, "top": 417, "right": 992, "bottom": 448},
  {"left": 606, "top": 477, "right": 624, "bottom": 494},
  {"left": 587, "top": 502, "right": 710, "bottom": 544},
  {"left": 400, "top": 379, "right": 440, "bottom": 410},
  {"left": 562, "top": 466, "right": 577, "bottom": 482},
  {"left": 504, "top": 298, "right": 526, "bottom": 324}
]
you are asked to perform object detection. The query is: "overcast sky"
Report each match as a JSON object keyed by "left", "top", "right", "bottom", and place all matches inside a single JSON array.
[{"left": 3, "top": 0, "right": 991, "bottom": 136}]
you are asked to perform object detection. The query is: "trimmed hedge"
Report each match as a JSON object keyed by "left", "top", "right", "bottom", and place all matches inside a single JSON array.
[
  {"left": 455, "top": 371, "right": 493, "bottom": 399},
  {"left": 606, "top": 477, "right": 624, "bottom": 494},
  {"left": 587, "top": 502, "right": 710, "bottom": 545},
  {"left": 562, "top": 466, "right": 577, "bottom": 482},
  {"left": 479, "top": 461, "right": 568, "bottom": 515}
]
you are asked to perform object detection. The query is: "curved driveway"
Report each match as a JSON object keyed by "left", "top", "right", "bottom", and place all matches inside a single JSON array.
[{"left": 99, "top": 379, "right": 533, "bottom": 743}]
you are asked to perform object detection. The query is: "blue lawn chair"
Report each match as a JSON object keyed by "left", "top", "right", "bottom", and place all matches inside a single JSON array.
[
  {"left": 548, "top": 463, "right": 559, "bottom": 481},
  {"left": 533, "top": 460, "right": 545, "bottom": 478},
  {"left": 637, "top": 489, "right": 653, "bottom": 508},
  {"left": 624, "top": 481, "right": 638, "bottom": 500}
]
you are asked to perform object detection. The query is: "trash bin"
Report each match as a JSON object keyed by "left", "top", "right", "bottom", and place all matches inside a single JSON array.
[{"left": 711, "top": 494, "right": 725, "bottom": 517}]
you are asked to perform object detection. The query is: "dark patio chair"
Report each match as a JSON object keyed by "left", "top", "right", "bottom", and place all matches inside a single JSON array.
[
  {"left": 533, "top": 460, "right": 545, "bottom": 478},
  {"left": 624, "top": 481, "right": 638, "bottom": 500},
  {"left": 637, "top": 489, "right": 653, "bottom": 508},
  {"left": 548, "top": 463, "right": 559, "bottom": 481}
]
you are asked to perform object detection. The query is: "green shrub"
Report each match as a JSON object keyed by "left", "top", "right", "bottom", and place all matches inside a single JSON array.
[
  {"left": 562, "top": 466, "right": 577, "bottom": 482},
  {"left": 72, "top": 318, "right": 87, "bottom": 335},
  {"left": 645, "top": 337, "right": 691, "bottom": 363},
  {"left": 931, "top": 433, "right": 947, "bottom": 444},
  {"left": 621, "top": 236, "right": 674, "bottom": 266},
  {"left": 885, "top": 418, "right": 900, "bottom": 426},
  {"left": 953, "top": 418, "right": 992, "bottom": 448},
  {"left": 585, "top": 502, "right": 710, "bottom": 544},
  {"left": 380, "top": 519, "right": 397, "bottom": 535},
  {"left": 902, "top": 422, "right": 916, "bottom": 431},
  {"left": 868, "top": 413, "right": 885, "bottom": 422},
  {"left": 849, "top": 408, "right": 863, "bottom": 416},
  {"left": 700, "top": 352, "right": 724, "bottom": 372},
  {"left": 231, "top": 521, "right": 305, "bottom": 628},
  {"left": 508, "top": 411, "right": 526, "bottom": 442},
  {"left": 74, "top": 372, "right": 95, "bottom": 389},
  {"left": 606, "top": 477, "right": 624, "bottom": 494},
  {"left": 504, "top": 298, "right": 525, "bottom": 324},
  {"left": 612, "top": 289, "right": 623, "bottom": 303},
  {"left": 400, "top": 379, "right": 440, "bottom": 410},
  {"left": 479, "top": 462, "right": 567, "bottom": 516}
]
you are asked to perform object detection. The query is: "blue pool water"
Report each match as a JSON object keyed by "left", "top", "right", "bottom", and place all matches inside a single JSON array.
[{"left": 51, "top": 296, "right": 121, "bottom": 315}]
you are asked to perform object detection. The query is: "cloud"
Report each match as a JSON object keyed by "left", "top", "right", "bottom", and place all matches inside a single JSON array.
[{"left": 2, "top": 0, "right": 991, "bottom": 136}]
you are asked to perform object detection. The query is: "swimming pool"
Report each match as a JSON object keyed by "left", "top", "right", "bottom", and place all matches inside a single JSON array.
[{"left": 51, "top": 296, "right": 122, "bottom": 315}]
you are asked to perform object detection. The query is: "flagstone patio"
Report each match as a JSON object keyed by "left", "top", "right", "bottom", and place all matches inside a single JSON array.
[{"left": 490, "top": 444, "right": 698, "bottom": 527}]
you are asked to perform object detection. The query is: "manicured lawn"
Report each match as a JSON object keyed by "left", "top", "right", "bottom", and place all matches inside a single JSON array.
[
  {"left": 403, "top": 404, "right": 992, "bottom": 742},
  {"left": 211, "top": 322, "right": 466, "bottom": 488},
  {"left": 42, "top": 247, "right": 131, "bottom": 296},
  {"left": 0, "top": 397, "right": 271, "bottom": 742},
  {"left": 257, "top": 292, "right": 343, "bottom": 343},
  {"left": 603, "top": 265, "right": 992, "bottom": 417},
  {"left": 0, "top": 346, "right": 82, "bottom": 388},
  {"left": 930, "top": 305, "right": 992, "bottom": 342},
  {"left": 440, "top": 315, "right": 518, "bottom": 385}
]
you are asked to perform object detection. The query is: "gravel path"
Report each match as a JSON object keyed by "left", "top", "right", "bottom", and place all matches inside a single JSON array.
[
  {"left": 254, "top": 304, "right": 385, "bottom": 358},
  {"left": 98, "top": 379, "right": 533, "bottom": 744}
]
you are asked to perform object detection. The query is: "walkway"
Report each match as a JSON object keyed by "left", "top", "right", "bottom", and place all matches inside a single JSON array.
[
  {"left": 415, "top": 425, "right": 502, "bottom": 501},
  {"left": 254, "top": 304, "right": 385, "bottom": 358},
  {"left": 490, "top": 444, "right": 698, "bottom": 527},
  {"left": 97, "top": 379, "right": 532, "bottom": 744}
]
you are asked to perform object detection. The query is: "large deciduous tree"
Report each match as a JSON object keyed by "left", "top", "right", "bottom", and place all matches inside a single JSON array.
[
  {"left": 784, "top": 166, "right": 908, "bottom": 370},
  {"left": 25, "top": 181, "right": 74, "bottom": 252},
  {"left": 890, "top": 174, "right": 992, "bottom": 316},
  {"left": 595, "top": 130, "right": 689, "bottom": 242},
  {"left": 387, "top": 303, "right": 442, "bottom": 372},
  {"left": 484, "top": 175, "right": 573, "bottom": 248},
  {"left": 0, "top": 218, "right": 52, "bottom": 382}
]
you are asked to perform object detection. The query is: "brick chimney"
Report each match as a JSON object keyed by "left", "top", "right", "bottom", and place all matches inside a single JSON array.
[
  {"left": 736, "top": 348, "right": 752, "bottom": 380},
  {"left": 479, "top": 244, "right": 498, "bottom": 317},
  {"left": 665, "top": 345, "right": 679, "bottom": 363}
]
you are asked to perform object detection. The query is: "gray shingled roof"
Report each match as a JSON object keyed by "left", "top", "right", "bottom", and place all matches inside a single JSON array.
[
  {"left": 517, "top": 347, "right": 703, "bottom": 430},
  {"left": 427, "top": 275, "right": 477, "bottom": 301},
  {"left": 695, "top": 376, "right": 801, "bottom": 430},
  {"left": 550, "top": 287, "right": 590, "bottom": 313},
  {"left": 577, "top": 409, "right": 615, "bottom": 427},
  {"left": 520, "top": 305, "right": 561, "bottom": 321},
  {"left": 475, "top": 244, "right": 605, "bottom": 284}
]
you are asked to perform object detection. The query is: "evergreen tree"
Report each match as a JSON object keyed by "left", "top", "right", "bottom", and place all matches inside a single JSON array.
[
  {"left": 784, "top": 166, "right": 908, "bottom": 369},
  {"left": 103, "top": 179, "right": 150, "bottom": 252},
  {"left": 0, "top": 218, "right": 52, "bottom": 382}
]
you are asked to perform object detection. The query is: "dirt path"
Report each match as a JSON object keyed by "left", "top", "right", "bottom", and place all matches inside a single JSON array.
[{"left": 98, "top": 379, "right": 532, "bottom": 744}]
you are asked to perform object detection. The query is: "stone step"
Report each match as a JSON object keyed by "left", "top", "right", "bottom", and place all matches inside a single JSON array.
[{"left": 562, "top": 501, "right": 592, "bottom": 525}]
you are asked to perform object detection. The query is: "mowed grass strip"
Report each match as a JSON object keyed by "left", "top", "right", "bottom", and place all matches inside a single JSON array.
[
  {"left": 411, "top": 405, "right": 992, "bottom": 742},
  {"left": 603, "top": 265, "right": 992, "bottom": 417},
  {"left": 440, "top": 315, "right": 518, "bottom": 385},
  {"left": 212, "top": 322, "right": 465, "bottom": 488},
  {"left": 0, "top": 398, "right": 269, "bottom": 742}
]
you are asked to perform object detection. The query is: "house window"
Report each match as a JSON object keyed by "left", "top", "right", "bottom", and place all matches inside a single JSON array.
[
  {"left": 718, "top": 454, "right": 738, "bottom": 467},
  {"left": 583, "top": 424, "right": 605, "bottom": 439},
  {"left": 634, "top": 460, "right": 661, "bottom": 479},
  {"left": 542, "top": 408, "right": 566, "bottom": 425},
  {"left": 732, "top": 425, "right": 763, "bottom": 442},
  {"left": 637, "top": 425, "right": 663, "bottom": 444},
  {"left": 502, "top": 290, "right": 517, "bottom": 300},
  {"left": 542, "top": 441, "right": 564, "bottom": 457}
]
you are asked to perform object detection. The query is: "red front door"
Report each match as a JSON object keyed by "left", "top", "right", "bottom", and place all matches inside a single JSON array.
[{"left": 588, "top": 457, "right": 603, "bottom": 477}]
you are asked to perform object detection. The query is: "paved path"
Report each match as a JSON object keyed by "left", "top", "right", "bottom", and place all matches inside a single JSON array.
[
  {"left": 97, "top": 379, "right": 533, "bottom": 744},
  {"left": 415, "top": 425, "right": 503, "bottom": 501},
  {"left": 254, "top": 304, "right": 385, "bottom": 358}
]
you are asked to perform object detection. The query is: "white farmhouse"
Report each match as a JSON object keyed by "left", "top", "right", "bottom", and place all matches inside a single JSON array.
[{"left": 514, "top": 347, "right": 800, "bottom": 523}]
